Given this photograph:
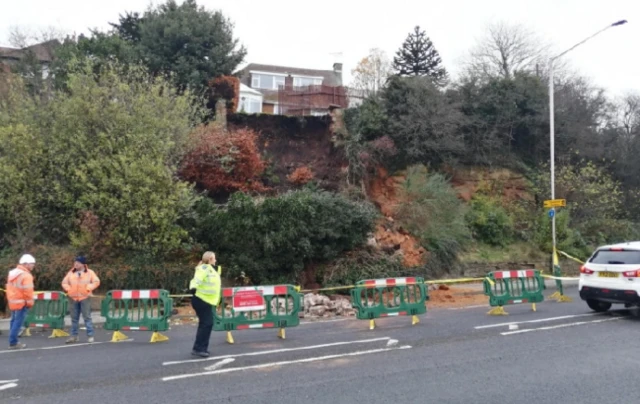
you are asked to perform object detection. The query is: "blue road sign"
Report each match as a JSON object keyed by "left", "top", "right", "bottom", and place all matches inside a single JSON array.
[{"left": 548, "top": 208, "right": 555, "bottom": 218}]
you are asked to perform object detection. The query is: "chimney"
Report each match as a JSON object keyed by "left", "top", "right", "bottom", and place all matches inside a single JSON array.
[
  {"left": 285, "top": 73, "right": 293, "bottom": 90},
  {"left": 333, "top": 63, "right": 343, "bottom": 86}
]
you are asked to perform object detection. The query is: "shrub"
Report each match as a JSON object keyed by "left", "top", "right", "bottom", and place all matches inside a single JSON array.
[
  {"left": 532, "top": 209, "right": 590, "bottom": 258},
  {"left": 180, "top": 125, "right": 266, "bottom": 194},
  {"left": 0, "top": 65, "right": 199, "bottom": 255},
  {"left": 288, "top": 166, "right": 314, "bottom": 185},
  {"left": 193, "top": 189, "right": 377, "bottom": 283},
  {"left": 208, "top": 75, "right": 240, "bottom": 114},
  {"left": 319, "top": 249, "right": 406, "bottom": 290},
  {"left": 465, "top": 195, "right": 513, "bottom": 246},
  {"left": 396, "top": 166, "right": 471, "bottom": 272}
]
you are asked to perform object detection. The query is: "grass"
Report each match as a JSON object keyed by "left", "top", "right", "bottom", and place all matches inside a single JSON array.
[{"left": 459, "top": 242, "right": 548, "bottom": 263}]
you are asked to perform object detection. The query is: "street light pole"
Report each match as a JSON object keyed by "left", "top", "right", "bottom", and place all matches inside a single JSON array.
[{"left": 548, "top": 19, "right": 627, "bottom": 261}]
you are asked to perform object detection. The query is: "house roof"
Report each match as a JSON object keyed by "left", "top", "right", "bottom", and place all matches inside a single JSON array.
[
  {"left": 0, "top": 40, "right": 60, "bottom": 63},
  {"left": 236, "top": 63, "right": 342, "bottom": 87},
  {"left": 239, "top": 83, "right": 263, "bottom": 97}
]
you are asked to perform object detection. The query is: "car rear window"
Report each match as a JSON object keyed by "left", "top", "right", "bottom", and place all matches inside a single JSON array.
[{"left": 589, "top": 250, "right": 640, "bottom": 265}]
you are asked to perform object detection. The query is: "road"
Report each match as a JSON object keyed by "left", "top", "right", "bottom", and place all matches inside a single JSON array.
[{"left": 2, "top": 287, "right": 639, "bottom": 404}]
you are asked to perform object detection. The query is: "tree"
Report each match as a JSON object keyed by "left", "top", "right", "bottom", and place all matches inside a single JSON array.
[
  {"left": 383, "top": 76, "right": 463, "bottom": 165},
  {"left": 465, "top": 21, "right": 558, "bottom": 80},
  {"left": 393, "top": 26, "right": 448, "bottom": 86},
  {"left": 0, "top": 64, "right": 201, "bottom": 254},
  {"left": 351, "top": 48, "right": 392, "bottom": 96},
  {"left": 116, "top": 0, "right": 247, "bottom": 93}
]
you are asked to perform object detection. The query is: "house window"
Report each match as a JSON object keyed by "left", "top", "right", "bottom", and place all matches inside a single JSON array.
[
  {"left": 274, "top": 76, "right": 285, "bottom": 89},
  {"left": 251, "top": 73, "right": 285, "bottom": 90},
  {"left": 240, "top": 98, "right": 262, "bottom": 114},
  {"left": 294, "top": 77, "right": 322, "bottom": 87}
]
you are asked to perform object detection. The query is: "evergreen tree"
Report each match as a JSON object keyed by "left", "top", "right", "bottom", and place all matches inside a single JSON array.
[{"left": 393, "top": 26, "right": 448, "bottom": 86}]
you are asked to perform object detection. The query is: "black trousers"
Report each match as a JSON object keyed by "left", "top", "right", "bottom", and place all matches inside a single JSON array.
[{"left": 191, "top": 295, "right": 214, "bottom": 353}]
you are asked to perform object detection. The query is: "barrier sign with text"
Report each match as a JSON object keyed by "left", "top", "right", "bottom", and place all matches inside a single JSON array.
[
  {"left": 543, "top": 199, "right": 566, "bottom": 208},
  {"left": 232, "top": 288, "right": 266, "bottom": 312}
]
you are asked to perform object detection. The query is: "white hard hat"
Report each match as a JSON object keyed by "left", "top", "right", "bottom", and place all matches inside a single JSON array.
[{"left": 19, "top": 254, "right": 36, "bottom": 264}]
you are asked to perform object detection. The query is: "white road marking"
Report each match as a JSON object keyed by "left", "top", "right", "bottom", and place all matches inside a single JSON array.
[
  {"left": 0, "top": 339, "right": 134, "bottom": 354},
  {"left": 501, "top": 317, "right": 623, "bottom": 336},
  {"left": 447, "top": 305, "right": 487, "bottom": 310},
  {"left": 0, "top": 380, "right": 18, "bottom": 391},
  {"left": 474, "top": 313, "right": 599, "bottom": 329},
  {"left": 163, "top": 337, "right": 391, "bottom": 366},
  {"left": 203, "top": 358, "right": 235, "bottom": 371},
  {"left": 163, "top": 345, "right": 412, "bottom": 381},
  {"left": 386, "top": 339, "right": 398, "bottom": 347},
  {"left": 509, "top": 324, "right": 519, "bottom": 330},
  {"left": 301, "top": 318, "right": 351, "bottom": 325}
]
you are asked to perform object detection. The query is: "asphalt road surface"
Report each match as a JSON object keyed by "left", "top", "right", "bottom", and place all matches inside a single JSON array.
[{"left": 2, "top": 288, "right": 640, "bottom": 404}]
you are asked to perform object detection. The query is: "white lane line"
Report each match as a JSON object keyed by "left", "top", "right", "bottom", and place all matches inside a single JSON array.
[
  {"left": 0, "top": 339, "right": 134, "bottom": 354},
  {"left": 203, "top": 358, "right": 235, "bottom": 371},
  {"left": 301, "top": 318, "right": 351, "bottom": 325},
  {"left": 0, "top": 383, "right": 18, "bottom": 391},
  {"left": 0, "top": 380, "right": 18, "bottom": 384},
  {"left": 447, "top": 305, "right": 487, "bottom": 310},
  {"left": 163, "top": 345, "right": 412, "bottom": 381},
  {"left": 474, "top": 313, "right": 599, "bottom": 329},
  {"left": 501, "top": 317, "right": 623, "bottom": 336},
  {"left": 387, "top": 339, "right": 398, "bottom": 347},
  {"left": 163, "top": 337, "right": 391, "bottom": 366}
]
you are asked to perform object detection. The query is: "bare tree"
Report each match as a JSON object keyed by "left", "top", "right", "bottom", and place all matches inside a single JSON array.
[
  {"left": 351, "top": 48, "right": 393, "bottom": 97},
  {"left": 619, "top": 92, "right": 640, "bottom": 138},
  {"left": 8, "top": 25, "right": 66, "bottom": 48},
  {"left": 465, "top": 21, "right": 559, "bottom": 80}
]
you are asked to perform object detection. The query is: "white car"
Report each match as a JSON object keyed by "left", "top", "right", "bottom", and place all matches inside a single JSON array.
[{"left": 579, "top": 242, "right": 640, "bottom": 312}]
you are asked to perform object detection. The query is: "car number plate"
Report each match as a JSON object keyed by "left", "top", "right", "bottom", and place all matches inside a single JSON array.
[{"left": 598, "top": 271, "right": 619, "bottom": 278}]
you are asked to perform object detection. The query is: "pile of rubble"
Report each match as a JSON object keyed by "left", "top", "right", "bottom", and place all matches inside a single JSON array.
[{"left": 303, "top": 293, "right": 355, "bottom": 318}]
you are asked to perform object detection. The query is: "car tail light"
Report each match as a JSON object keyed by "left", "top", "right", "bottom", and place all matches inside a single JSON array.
[
  {"left": 622, "top": 270, "right": 640, "bottom": 277},
  {"left": 580, "top": 266, "right": 595, "bottom": 275},
  {"left": 610, "top": 247, "right": 624, "bottom": 251}
]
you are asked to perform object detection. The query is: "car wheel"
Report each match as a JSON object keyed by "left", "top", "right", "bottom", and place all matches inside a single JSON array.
[{"left": 587, "top": 299, "right": 612, "bottom": 312}]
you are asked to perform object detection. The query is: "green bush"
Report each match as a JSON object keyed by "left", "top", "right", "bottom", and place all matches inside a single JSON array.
[
  {"left": 465, "top": 195, "right": 513, "bottom": 246},
  {"left": 0, "top": 65, "right": 199, "bottom": 255},
  {"left": 319, "top": 249, "right": 406, "bottom": 290},
  {"left": 532, "top": 209, "right": 590, "bottom": 258},
  {"left": 193, "top": 189, "right": 377, "bottom": 284},
  {"left": 396, "top": 166, "right": 471, "bottom": 272}
]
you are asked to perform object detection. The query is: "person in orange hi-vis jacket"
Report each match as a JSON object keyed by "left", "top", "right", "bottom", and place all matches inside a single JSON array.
[
  {"left": 6, "top": 254, "right": 36, "bottom": 349},
  {"left": 61, "top": 256, "right": 100, "bottom": 344}
]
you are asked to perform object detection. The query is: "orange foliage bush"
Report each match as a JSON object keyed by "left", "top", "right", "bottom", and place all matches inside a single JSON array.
[
  {"left": 180, "top": 125, "right": 266, "bottom": 194},
  {"left": 288, "top": 166, "right": 314, "bottom": 185},
  {"left": 209, "top": 75, "right": 240, "bottom": 113}
]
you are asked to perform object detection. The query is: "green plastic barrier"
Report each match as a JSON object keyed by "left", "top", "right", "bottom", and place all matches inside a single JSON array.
[
  {"left": 23, "top": 291, "right": 69, "bottom": 338},
  {"left": 483, "top": 270, "right": 544, "bottom": 315},
  {"left": 214, "top": 284, "right": 301, "bottom": 344},
  {"left": 350, "top": 277, "right": 428, "bottom": 330},
  {"left": 101, "top": 289, "right": 172, "bottom": 343}
]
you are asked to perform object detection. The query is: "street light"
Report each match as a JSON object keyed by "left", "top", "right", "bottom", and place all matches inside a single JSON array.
[{"left": 548, "top": 19, "right": 627, "bottom": 260}]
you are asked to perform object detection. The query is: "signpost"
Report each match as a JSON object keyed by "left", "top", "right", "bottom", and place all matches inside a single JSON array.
[
  {"left": 543, "top": 199, "right": 566, "bottom": 208},
  {"left": 232, "top": 288, "right": 265, "bottom": 312}
]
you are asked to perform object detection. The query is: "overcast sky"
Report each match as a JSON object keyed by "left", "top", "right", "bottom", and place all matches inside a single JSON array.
[{"left": 2, "top": 0, "right": 638, "bottom": 97}]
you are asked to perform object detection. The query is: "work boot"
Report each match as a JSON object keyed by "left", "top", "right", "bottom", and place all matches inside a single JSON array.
[
  {"left": 65, "top": 336, "right": 79, "bottom": 344},
  {"left": 8, "top": 343, "right": 26, "bottom": 350},
  {"left": 87, "top": 337, "right": 94, "bottom": 343},
  {"left": 191, "top": 350, "right": 210, "bottom": 358}
]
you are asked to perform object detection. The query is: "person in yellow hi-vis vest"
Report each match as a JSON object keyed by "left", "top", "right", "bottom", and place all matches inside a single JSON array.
[{"left": 188, "top": 251, "right": 221, "bottom": 357}]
